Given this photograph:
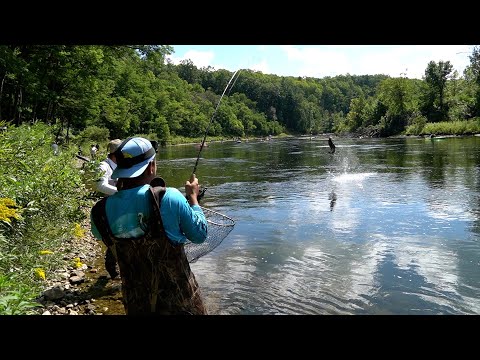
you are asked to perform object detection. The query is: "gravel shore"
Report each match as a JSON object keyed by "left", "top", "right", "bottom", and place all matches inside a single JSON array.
[{"left": 34, "top": 213, "right": 125, "bottom": 315}]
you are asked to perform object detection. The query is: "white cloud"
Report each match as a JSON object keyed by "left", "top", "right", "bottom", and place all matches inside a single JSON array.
[
  {"left": 279, "top": 45, "right": 352, "bottom": 78},
  {"left": 279, "top": 45, "right": 473, "bottom": 79},
  {"left": 169, "top": 45, "right": 475, "bottom": 79},
  {"left": 250, "top": 59, "right": 269, "bottom": 73},
  {"left": 365, "top": 45, "right": 473, "bottom": 79},
  {"left": 167, "top": 50, "right": 215, "bottom": 68}
]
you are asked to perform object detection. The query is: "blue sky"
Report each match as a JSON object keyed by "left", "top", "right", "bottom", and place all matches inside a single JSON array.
[{"left": 167, "top": 45, "right": 474, "bottom": 79}]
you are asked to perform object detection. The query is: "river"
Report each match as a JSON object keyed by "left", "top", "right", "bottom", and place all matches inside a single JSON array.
[{"left": 92, "top": 135, "right": 480, "bottom": 315}]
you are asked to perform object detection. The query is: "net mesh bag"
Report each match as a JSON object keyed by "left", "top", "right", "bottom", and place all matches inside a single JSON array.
[{"left": 184, "top": 206, "right": 235, "bottom": 263}]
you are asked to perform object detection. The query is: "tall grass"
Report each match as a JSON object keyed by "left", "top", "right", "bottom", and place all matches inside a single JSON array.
[
  {"left": 0, "top": 122, "right": 92, "bottom": 314},
  {"left": 405, "top": 118, "right": 480, "bottom": 135}
]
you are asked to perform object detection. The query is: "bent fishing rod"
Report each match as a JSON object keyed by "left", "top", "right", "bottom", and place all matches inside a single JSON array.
[
  {"left": 191, "top": 69, "right": 241, "bottom": 199},
  {"left": 192, "top": 69, "right": 241, "bottom": 175}
]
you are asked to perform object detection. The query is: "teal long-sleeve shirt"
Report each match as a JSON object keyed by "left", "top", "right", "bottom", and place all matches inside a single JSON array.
[{"left": 90, "top": 184, "right": 208, "bottom": 245}]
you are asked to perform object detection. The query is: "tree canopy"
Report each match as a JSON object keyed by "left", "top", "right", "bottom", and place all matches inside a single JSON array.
[{"left": 1, "top": 45, "right": 479, "bottom": 141}]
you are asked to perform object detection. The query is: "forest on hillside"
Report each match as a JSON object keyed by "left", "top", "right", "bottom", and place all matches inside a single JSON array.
[{"left": 1, "top": 45, "right": 480, "bottom": 143}]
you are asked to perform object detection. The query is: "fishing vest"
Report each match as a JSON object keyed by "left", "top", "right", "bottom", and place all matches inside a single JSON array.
[{"left": 91, "top": 184, "right": 207, "bottom": 315}]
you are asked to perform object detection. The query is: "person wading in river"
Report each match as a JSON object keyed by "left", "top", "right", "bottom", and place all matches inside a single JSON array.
[
  {"left": 90, "top": 137, "right": 208, "bottom": 314},
  {"left": 94, "top": 138, "right": 122, "bottom": 280}
]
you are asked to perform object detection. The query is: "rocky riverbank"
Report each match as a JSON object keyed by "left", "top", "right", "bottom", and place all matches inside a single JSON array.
[{"left": 34, "top": 215, "right": 126, "bottom": 315}]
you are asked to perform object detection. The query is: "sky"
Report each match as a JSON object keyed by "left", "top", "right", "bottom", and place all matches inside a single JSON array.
[{"left": 167, "top": 45, "right": 475, "bottom": 80}]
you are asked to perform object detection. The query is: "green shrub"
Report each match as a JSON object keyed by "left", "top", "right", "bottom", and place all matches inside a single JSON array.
[
  {"left": 77, "top": 125, "right": 110, "bottom": 145},
  {"left": 0, "top": 274, "right": 39, "bottom": 315},
  {"left": 0, "top": 123, "right": 92, "bottom": 313},
  {"left": 79, "top": 158, "right": 103, "bottom": 193},
  {"left": 423, "top": 120, "right": 480, "bottom": 135},
  {"left": 405, "top": 115, "right": 427, "bottom": 135}
]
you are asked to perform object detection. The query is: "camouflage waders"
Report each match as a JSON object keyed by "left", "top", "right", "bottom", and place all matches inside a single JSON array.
[{"left": 91, "top": 185, "right": 207, "bottom": 315}]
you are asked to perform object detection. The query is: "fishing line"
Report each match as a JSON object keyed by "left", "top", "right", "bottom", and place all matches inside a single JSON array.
[
  {"left": 192, "top": 69, "right": 241, "bottom": 176},
  {"left": 226, "top": 71, "right": 240, "bottom": 97},
  {"left": 183, "top": 70, "right": 241, "bottom": 262}
]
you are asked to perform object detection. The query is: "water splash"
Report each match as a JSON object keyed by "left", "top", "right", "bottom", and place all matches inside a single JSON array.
[{"left": 333, "top": 172, "right": 376, "bottom": 184}]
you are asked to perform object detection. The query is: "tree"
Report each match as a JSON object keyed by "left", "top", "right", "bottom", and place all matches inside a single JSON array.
[
  {"left": 467, "top": 46, "right": 480, "bottom": 117},
  {"left": 422, "top": 60, "right": 453, "bottom": 122},
  {"left": 176, "top": 59, "right": 202, "bottom": 84}
]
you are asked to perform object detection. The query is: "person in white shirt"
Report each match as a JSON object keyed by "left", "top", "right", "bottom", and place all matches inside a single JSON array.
[
  {"left": 95, "top": 139, "right": 122, "bottom": 278},
  {"left": 96, "top": 139, "right": 122, "bottom": 196}
]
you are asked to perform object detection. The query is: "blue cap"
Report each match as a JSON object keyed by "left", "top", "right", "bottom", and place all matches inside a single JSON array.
[{"left": 111, "top": 137, "right": 156, "bottom": 179}]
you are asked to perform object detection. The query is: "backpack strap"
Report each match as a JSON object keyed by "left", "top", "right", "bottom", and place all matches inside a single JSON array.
[
  {"left": 149, "top": 185, "right": 167, "bottom": 237},
  {"left": 91, "top": 197, "right": 114, "bottom": 247},
  {"left": 91, "top": 184, "right": 168, "bottom": 245}
]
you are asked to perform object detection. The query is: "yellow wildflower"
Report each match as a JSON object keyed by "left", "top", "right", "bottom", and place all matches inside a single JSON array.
[
  {"left": 39, "top": 250, "right": 54, "bottom": 255},
  {"left": 73, "top": 257, "right": 84, "bottom": 269},
  {"left": 0, "top": 198, "right": 16, "bottom": 207},
  {"left": 0, "top": 198, "right": 22, "bottom": 223},
  {"left": 72, "top": 223, "right": 85, "bottom": 238},
  {"left": 34, "top": 268, "right": 46, "bottom": 280}
]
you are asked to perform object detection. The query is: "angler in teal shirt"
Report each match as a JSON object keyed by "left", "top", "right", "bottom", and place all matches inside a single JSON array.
[
  {"left": 90, "top": 184, "right": 207, "bottom": 244},
  {"left": 90, "top": 136, "right": 207, "bottom": 251},
  {"left": 90, "top": 136, "right": 209, "bottom": 314}
]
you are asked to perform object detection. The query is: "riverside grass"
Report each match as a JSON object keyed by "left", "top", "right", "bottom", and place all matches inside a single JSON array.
[
  {"left": 405, "top": 118, "right": 480, "bottom": 136},
  {"left": 0, "top": 122, "right": 92, "bottom": 314}
]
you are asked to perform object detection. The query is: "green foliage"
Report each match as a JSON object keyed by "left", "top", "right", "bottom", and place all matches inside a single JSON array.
[
  {"left": 405, "top": 114, "right": 428, "bottom": 135},
  {"left": 2, "top": 45, "right": 480, "bottom": 144},
  {"left": 445, "top": 75, "right": 475, "bottom": 120},
  {"left": 79, "top": 158, "right": 103, "bottom": 193},
  {"left": 0, "top": 274, "right": 39, "bottom": 315},
  {"left": 153, "top": 116, "right": 171, "bottom": 142},
  {"left": 405, "top": 118, "right": 480, "bottom": 136},
  {"left": 78, "top": 125, "right": 110, "bottom": 145},
  {"left": 422, "top": 119, "right": 480, "bottom": 135},
  {"left": 422, "top": 61, "right": 454, "bottom": 122},
  {"left": 344, "top": 97, "right": 366, "bottom": 132},
  {"left": 0, "top": 123, "right": 92, "bottom": 312}
]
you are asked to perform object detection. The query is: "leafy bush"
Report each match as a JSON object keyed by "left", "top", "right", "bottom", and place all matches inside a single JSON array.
[
  {"left": 77, "top": 125, "right": 110, "bottom": 145},
  {"left": 423, "top": 120, "right": 480, "bottom": 135},
  {"left": 0, "top": 274, "right": 39, "bottom": 315},
  {"left": 0, "top": 123, "right": 92, "bottom": 313},
  {"left": 405, "top": 115, "right": 428, "bottom": 135},
  {"left": 79, "top": 158, "right": 103, "bottom": 193}
]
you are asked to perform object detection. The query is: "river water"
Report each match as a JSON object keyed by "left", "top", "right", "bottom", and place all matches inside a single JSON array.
[{"left": 155, "top": 135, "right": 480, "bottom": 315}]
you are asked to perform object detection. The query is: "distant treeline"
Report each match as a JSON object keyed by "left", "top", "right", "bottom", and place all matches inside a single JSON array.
[{"left": 1, "top": 45, "right": 480, "bottom": 142}]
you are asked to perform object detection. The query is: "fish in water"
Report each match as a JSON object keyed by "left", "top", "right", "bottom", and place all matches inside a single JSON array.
[{"left": 328, "top": 137, "right": 336, "bottom": 154}]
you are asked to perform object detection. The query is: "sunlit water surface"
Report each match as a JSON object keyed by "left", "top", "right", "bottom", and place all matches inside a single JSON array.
[{"left": 157, "top": 136, "right": 480, "bottom": 315}]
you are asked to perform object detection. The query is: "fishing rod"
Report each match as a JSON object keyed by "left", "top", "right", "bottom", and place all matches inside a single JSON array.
[
  {"left": 226, "top": 70, "right": 240, "bottom": 97},
  {"left": 192, "top": 68, "right": 241, "bottom": 176},
  {"left": 184, "top": 70, "right": 240, "bottom": 261},
  {"left": 191, "top": 69, "right": 241, "bottom": 200}
]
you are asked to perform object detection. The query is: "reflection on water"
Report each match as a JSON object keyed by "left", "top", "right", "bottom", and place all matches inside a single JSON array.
[
  {"left": 157, "top": 136, "right": 480, "bottom": 314},
  {"left": 328, "top": 190, "right": 336, "bottom": 211}
]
